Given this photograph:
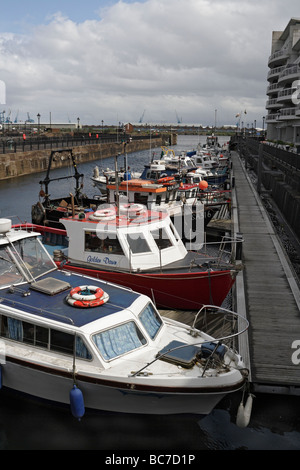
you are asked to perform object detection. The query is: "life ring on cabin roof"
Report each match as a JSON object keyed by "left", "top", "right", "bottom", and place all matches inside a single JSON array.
[
  {"left": 89, "top": 208, "right": 116, "bottom": 221},
  {"left": 119, "top": 203, "right": 145, "bottom": 217},
  {"left": 67, "top": 285, "right": 109, "bottom": 308}
]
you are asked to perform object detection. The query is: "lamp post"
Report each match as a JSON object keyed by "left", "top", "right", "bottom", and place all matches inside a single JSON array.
[
  {"left": 37, "top": 113, "right": 40, "bottom": 134},
  {"left": 262, "top": 116, "right": 265, "bottom": 136}
]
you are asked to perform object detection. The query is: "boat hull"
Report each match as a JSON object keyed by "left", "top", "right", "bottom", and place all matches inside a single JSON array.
[
  {"left": 56, "top": 261, "right": 236, "bottom": 310},
  {"left": 1, "top": 358, "right": 244, "bottom": 415}
]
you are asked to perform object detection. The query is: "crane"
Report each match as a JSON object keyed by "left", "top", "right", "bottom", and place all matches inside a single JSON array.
[
  {"left": 14, "top": 110, "right": 19, "bottom": 123},
  {"left": 175, "top": 110, "right": 182, "bottom": 124},
  {"left": 25, "top": 112, "right": 34, "bottom": 123},
  {"left": 139, "top": 110, "right": 145, "bottom": 123},
  {"left": 5, "top": 109, "right": 12, "bottom": 123}
]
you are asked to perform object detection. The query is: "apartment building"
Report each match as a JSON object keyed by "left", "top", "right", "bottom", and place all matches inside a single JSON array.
[{"left": 266, "top": 18, "right": 300, "bottom": 147}]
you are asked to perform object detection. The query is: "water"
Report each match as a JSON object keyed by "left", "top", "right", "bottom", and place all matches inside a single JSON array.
[{"left": 1, "top": 135, "right": 300, "bottom": 451}]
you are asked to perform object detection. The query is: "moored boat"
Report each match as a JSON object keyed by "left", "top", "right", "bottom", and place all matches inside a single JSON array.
[
  {"left": 31, "top": 148, "right": 105, "bottom": 229},
  {"left": 0, "top": 218, "right": 249, "bottom": 417},
  {"left": 48, "top": 204, "right": 241, "bottom": 310}
]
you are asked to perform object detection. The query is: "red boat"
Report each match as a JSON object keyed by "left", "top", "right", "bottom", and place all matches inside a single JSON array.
[{"left": 16, "top": 204, "right": 240, "bottom": 310}]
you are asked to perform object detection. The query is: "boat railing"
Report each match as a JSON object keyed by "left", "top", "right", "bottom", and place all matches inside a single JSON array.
[
  {"left": 199, "top": 233, "right": 244, "bottom": 266},
  {"left": 130, "top": 305, "right": 249, "bottom": 377}
]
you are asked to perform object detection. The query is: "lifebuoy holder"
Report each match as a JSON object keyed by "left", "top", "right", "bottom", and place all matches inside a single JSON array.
[{"left": 67, "top": 285, "right": 109, "bottom": 308}]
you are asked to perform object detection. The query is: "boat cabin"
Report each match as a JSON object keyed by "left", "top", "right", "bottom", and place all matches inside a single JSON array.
[
  {"left": 60, "top": 206, "right": 201, "bottom": 272},
  {"left": 0, "top": 219, "right": 166, "bottom": 373}
]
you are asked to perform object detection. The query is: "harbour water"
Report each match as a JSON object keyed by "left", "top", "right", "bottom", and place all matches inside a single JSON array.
[{"left": 0, "top": 135, "right": 300, "bottom": 451}]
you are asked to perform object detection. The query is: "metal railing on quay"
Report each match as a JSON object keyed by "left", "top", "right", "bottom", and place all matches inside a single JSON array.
[{"left": 0, "top": 133, "right": 156, "bottom": 155}]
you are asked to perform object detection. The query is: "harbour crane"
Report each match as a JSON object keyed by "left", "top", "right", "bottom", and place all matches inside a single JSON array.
[
  {"left": 5, "top": 109, "right": 12, "bottom": 123},
  {"left": 25, "top": 112, "right": 34, "bottom": 123},
  {"left": 139, "top": 110, "right": 145, "bottom": 123},
  {"left": 175, "top": 110, "right": 182, "bottom": 124}
]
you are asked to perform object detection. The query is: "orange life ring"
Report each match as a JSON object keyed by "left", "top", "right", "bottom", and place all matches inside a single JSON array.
[{"left": 67, "top": 285, "right": 109, "bottom": 308}]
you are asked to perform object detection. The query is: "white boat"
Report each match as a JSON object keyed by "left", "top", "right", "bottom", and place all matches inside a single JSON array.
[
  {"left": 91, "top": 166, "right": 141, "bottom": 196},
  {"left": 191, "top": 145, "right": 220, "bottom": 170},
  {"left": 91, "top": 156, "right": 208, "bottom": 237},
  {"left": 160, "top": 147, "right": 197, "bottom": 171},
  {"left": 0, "top": 218, "right": 249, "bottom": 417}
]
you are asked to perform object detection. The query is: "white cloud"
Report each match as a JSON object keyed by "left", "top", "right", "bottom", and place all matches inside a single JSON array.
[{"left": 0, "top": 0, "right": 299, "bottom": 126}]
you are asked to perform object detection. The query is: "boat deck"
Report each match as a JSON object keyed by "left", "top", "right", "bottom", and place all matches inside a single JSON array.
[{"left": 231, "top": 150, "right": 300, "bottom": 394}]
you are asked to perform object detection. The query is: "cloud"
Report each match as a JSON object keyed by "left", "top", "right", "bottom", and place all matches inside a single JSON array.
[{"left": 0, "top": 0, "right": 298, "bottom": 126}]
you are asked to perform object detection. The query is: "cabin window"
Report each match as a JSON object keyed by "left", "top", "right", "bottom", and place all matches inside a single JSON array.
[
  {"left": 169, "top": 223, "right": 179, "bottom": 242},
  {"left": 92, "top": 321, "right": 147, "bottom": 360},
  {"left": 151, "top": 227, "right": 173, "bottom": 250},
  {"left": 0, "top": 245, "right": 25, "bottom": 287},
  {"left": 134, "top": 193, "right": 148, "bottom": 206},
  {"left": 50, "top": 329, "right": 74, "bottom": 354},
  {"left": 126, "top": 233, "right": 151, "bottom": 253},
  {"left": 0, "top": 315, "right": 92, "bottom": 360},
  {"left": 85, "top": 231, "right": 124, "bottom": 255},
  {"left": 155, "top": 194, "right": 162, "bottom": 205},
  {"left": 139, "top": 303, "right": 162, "bottom": 339}
]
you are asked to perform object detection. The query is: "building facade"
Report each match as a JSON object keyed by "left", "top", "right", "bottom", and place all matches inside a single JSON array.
[{"left": 266, "top": 18, "right": 300, "bottom": 146}]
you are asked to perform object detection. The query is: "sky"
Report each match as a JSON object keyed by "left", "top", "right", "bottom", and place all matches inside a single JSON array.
[{"left": 0, "top": 0, "right": 299, "bottom": 128}]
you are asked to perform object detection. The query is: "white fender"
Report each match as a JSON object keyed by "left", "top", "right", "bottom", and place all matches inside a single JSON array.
[{"left": 236, "top": 393, "right": 254, "bottom": 428}]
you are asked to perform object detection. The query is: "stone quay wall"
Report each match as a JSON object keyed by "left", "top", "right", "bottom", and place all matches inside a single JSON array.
[{"left": 0, "top": 137, "right": 164, "bottom": 180}]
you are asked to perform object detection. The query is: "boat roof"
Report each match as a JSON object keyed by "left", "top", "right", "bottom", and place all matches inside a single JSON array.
[
  {"left": 60, "top": 206, "right": 168, "bottom": 227},
  {"left": 0, "top": 227, "right": 38, "bottom": 246},
  {"left": 107, "top": 179, "right": 168, "bottom": 193},
  {"left": 0, "top": 270, "right": 141, "bottom": 328}
]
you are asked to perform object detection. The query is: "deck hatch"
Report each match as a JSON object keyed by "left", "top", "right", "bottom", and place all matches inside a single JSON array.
[{"left": 30, "top": 277, "right": 71, "bottom": 295}]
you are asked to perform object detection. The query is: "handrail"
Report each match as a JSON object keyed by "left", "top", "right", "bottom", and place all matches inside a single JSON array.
[
  {"left": 0, "top": 293, "right": 75, "bottom": 325},
  {"left": 130, "top": 305, "right": 249, "bottom": 377}
]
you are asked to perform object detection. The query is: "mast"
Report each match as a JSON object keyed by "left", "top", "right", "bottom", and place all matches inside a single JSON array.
[{"left": 39, "top": 149, "right": 84, "bottom": 205}]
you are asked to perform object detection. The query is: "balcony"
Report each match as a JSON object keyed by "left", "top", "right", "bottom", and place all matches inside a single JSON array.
[
  {"left": 278, "top": 65, "right": 300, "bottom": 85},
  {"left": 266, "top": 82, "right": 283, "bottom": 96},
  {"left": 277, "top": 87, "right": 296, "bottom": 103},
  {"left": 268, "top": 50, "right": 289, "bottom": 67},
  {"left": 278, "top": 107, "right": 297, "bottom": 120},
  {"left": 265, "top": 113, "right": 279, "bottom": 123},
  {"left": 266, "top": 98, "right": 283, "bottom": 109},
  {"left": 267, "top": 66, "right": 286, "bottom": 82}
]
